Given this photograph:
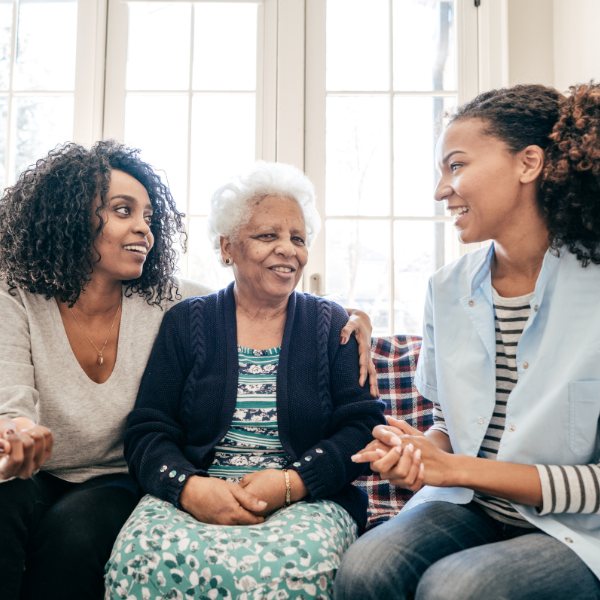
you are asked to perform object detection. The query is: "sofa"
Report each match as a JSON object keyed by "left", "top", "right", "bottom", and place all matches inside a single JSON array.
[{"left": 353, "top": 334, "right": 433, "bottom": 531}]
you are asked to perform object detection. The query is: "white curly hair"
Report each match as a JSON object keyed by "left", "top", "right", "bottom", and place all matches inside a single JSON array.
[{"left": 207, "top": 161, "right": 322, "bottom": 263}]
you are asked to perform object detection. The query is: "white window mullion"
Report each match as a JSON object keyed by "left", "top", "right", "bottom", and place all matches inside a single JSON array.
[{"left": 4, "top": 0, "right": 19, "bottom": 185}]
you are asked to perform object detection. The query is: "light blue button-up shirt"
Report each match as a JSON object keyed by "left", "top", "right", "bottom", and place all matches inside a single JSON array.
[{"left": 408, "top": 243, "right": 600, "bottom": 577}]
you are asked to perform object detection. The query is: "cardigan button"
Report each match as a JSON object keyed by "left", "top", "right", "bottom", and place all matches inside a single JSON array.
[
  {"left": 178, "top": 474, "right": 186, "bottom": 482},
  {"left": 316, "top": 449, "right": 323, "bottom": 454},
  {"left": 293, "top": 462, "right": 301, "bottom": 468},
  {"left": 169, "top": 470, "right": 177, "bottom": 478},
  {"left": 160, "top": 465, "right": 167, "bottom": 473},
  {"left": 468, "top": 300, "right": 475, "bottom": 307},
  {"left": 305, "top": 456, "right": 312, "bottom": 462}
]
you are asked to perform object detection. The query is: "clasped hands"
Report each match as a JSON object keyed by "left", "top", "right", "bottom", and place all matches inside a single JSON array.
[
  {"left": 351, "top": 417, "right": 454, "bottom": 491},
  {"left": 0, "top": 417, "right": 53, "bottom": 481},
  {"left": 180, "top": 468, "right": 308, "bottom": 526}
]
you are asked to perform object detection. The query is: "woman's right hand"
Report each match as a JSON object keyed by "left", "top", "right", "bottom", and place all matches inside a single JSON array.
[
  {"left": 0, "top": 418, "right": 53, "bottom": 480},
  {"left": 179, "top": 475, "right": 268, "bottom": 525}
]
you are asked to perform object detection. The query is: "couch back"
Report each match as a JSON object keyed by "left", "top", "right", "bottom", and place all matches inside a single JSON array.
[{"left": 352, "top": 335, "right": 433, "bottom": 531}]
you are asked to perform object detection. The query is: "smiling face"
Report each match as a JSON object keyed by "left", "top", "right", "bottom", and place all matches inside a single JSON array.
[
  {"left": 435, "top": 118, "right": 542, "bottom": 245},
  {"left": 221, "top": 194, "right": 308, "bottom": 304},
  {"left": 91, "top": 169, "right": 155, "bottom": 282}
]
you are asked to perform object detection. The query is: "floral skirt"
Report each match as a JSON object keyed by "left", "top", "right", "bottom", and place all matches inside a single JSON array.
[{"left": 104, "top": 494, "right": 358, "bottom": 600}]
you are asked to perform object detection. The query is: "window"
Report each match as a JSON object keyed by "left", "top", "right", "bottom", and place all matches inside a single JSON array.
[
  {"left": 305, "top": 0, "right": 477, "bottom": 335},
  {"left": 105, "top": 0, "right": 277, "bottom": 290},
  {"left": 3, "top": 0, "right": 480, "bottom": 326}
]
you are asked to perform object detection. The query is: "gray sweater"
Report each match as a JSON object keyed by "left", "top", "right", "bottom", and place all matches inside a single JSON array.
[{"left": 0, "top": 278, "right": 212, "bottom": 482}]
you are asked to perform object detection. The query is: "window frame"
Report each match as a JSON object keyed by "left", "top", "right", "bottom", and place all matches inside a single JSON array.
[{"left": 303, "top": 0, "right": 479, "bottom": 330}]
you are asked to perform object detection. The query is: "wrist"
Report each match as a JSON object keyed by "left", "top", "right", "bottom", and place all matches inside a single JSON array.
[
  {"left": 288, "top": 469, "right": 308, "bottom": 502},
  {"left": 180, "top": 475, "right": 204, "bottom": 511},
  {"left": 446, "top": 453, "right": 472, "bottom": 488}
]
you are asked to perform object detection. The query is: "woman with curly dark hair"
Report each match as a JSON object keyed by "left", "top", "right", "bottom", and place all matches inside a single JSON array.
[
  {"left": 0, "top": 141, "right": 376, "bottom": 600},
  {"left": 336, "top": 83, "right": 600, "bottom": 600},
  {"left": 0, "top": 140, "right": 212, "bottom": 600}
]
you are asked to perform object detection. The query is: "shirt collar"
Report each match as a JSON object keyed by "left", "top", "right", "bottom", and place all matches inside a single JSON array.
[{"left": 468, "top": 242, "right": 562, "bottom": 303}]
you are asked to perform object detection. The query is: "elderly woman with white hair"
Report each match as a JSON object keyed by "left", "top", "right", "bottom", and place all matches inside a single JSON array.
[{"left": 105, "top": 162, "right": 386, "bottom": 600}]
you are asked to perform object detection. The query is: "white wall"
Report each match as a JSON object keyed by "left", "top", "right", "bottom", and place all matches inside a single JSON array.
[
  {"left": 508, "top": 0, "right": 554, "bottom": 87},
  {"left": 553, "top": 0, "right": 600, "bottom": 93},
  {"left": 506, "top": 0, "right": 600, "bottom": 91}
]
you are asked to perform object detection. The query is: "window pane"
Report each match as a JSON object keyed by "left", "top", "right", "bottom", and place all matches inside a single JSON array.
[
  {"left": 125, "top": 94, "right": 189, "bottom": 214},
  {"left": 393, "top": 0, "right": 455, "bottom": 91},
  {"left": 189, "top": 93, "right": 255, "bottom": 215},
  {"left": 326, "top": 0, "right": 389, "bottom": 92},
  {"left": 12, "top": 95, "right": 73, "bottom": 180},
  {"left": 394, "top": 221, "right": 457, "bottom": 335},
  {"left": 394, "top": 95, "right": 455, "bottom": 216},
  {"left": 193, "top": 3, "right": 257, "bottom": 91},
  {"left": 326, "top": 220, "right": 390, "bottom": 335},
  {"left": 13, "top": 0, "right": 78, "bottom": 91},
  {"left": 0, "top": 1, "right": 12, "bottom": 91},
  {"left": 127, "top": 3, "right": 191, "bottom": 91},
  {"left": 326, "top": 95, "right": 390, "bottom": 217},
  {"left": 188, "top": 217, "right": 234, "bottom": 291},
  {"left": 0, "top": 96, "right": 6, "bottom": 190}
]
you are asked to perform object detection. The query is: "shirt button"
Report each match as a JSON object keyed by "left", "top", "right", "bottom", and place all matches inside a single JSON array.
[
  {"left": 523, "top": 362, "right": 529, "bottom": 369},
  {"left": 477, "top": 417, "right": 484, "bottom": 425},
  {"left": 468, "top": 300, "right": 475, "bottom": 307},
  {"left": 169, "top": 470, "right": 177, "bottom": 478},
  {"left": 316, "top": 449, "right": 323, "bottom": 454},
  {"left": 534, "top": 305, "right": 539, "bottom": 312},
  {"left": 565, "top": 537, "right": 573, "bottom": 544},
  {"left": 509, "top": 425, "right": 516, "bottom": 432}
]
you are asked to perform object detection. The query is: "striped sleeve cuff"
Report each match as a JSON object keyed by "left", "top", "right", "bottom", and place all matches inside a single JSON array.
[
  {"left": 536, "top": 464, "right": 600, "bottom": 515},
  {"left": 429, "top": 401, "right": 449, "bottom": 436}
]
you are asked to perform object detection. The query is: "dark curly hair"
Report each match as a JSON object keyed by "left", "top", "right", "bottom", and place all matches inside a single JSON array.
[
  {"left": 448, "top": 83, "right": 600, "bottom": 266},
  {"left": 0, "top": 140, "right": 187, "bottom": 306}
]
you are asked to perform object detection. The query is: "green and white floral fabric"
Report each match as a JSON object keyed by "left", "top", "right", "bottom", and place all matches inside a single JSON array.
[{"left": 104, "top": 494, "right": 357, "bottom": 600}]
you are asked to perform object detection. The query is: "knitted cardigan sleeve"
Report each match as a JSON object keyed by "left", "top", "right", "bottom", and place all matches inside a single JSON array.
[
  {"left": 124, "top": 300, "right": 206, "bottom": 507},
  {"left": 290, "top": 300, "right": 386, "bottom": 499}
]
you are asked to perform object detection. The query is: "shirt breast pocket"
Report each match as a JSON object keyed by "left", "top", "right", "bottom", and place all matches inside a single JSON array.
[{"left": 568, "top": 380, "right": 600, "bottom": 457}]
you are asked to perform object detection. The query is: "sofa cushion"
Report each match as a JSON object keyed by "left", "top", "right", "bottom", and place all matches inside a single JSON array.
[{"left": 352, "top": 335, "right": 433, "bottom": 531}]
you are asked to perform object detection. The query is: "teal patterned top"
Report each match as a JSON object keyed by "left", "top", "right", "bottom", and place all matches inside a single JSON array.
[{"left": 207, "top": 345, "right": 290, "bottom": 481}]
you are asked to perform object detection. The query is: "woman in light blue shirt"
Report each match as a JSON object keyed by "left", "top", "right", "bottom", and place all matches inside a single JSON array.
[{"left": 335, "top": 83, "right": 600, "bottom": 600}]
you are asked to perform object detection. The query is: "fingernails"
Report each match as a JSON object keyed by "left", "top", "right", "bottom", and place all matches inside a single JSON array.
[
  {"left": 351, "top": 454, "right": 361, "bottom": 461},
  {"left": 340, "top": 336, "right": 348, "bottom": 345},
  {"left": 415, "top": 449, "right": 421, "bottom": 459},
  {"left": 394, "top": 445, "right": 402, "bottom": 454},
  {"left": 376, "top": 448, "right": 386, "bottom": 456},
  {"left": 407, "top": 443, "right": 414, "bottom": 452},
  {"left": 258, "top": 501, "right": 267, "bottom": 508},
  {"left": 389, "top": 435, "right": 401, "bottom": 446},
  {"left": 5, "top": 429, "right": 15, "bottom": 436},
  {"left": 420, "top": 463, "right": 424, "bottom": 472},
  {"left": 0, "top": 446, "right": 5, "bottom": 454}
]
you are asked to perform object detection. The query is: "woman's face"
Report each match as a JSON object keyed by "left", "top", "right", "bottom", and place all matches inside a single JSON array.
[
  {"left": 434, "top": 118, "right": 538, "bottom": 245},
  {"left": 91, "top": 169, "right": 155, "bottom": 282},
  {"left": 223, "top": 195, "right": 308, "bottom": 303}
]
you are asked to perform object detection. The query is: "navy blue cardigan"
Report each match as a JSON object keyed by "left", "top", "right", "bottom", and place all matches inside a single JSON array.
[{"left": 125, "top": 283, "right": 386, "bottom": 531}]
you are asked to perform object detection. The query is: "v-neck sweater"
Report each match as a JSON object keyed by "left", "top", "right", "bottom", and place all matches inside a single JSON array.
[{"left": 0, "top": 278, "right": 212, "bottom": 482}]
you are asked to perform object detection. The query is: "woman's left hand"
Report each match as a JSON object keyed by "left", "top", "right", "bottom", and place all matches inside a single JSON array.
[
  {"left": 342, "top": 309, "right": 378, "bottom": 398},
  {"left": 240, "top": 469, "right": 309, "bottom": 517},
  {"left": 352, "top": 425, "right": 455, "bottom": 489}
]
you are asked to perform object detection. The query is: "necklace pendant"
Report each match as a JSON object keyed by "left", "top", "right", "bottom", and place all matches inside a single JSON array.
[{"left": 97, "top": 354, "right": 104, "bottom": 366}]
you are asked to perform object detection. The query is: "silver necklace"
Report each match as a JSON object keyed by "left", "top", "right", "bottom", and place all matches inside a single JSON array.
[{"left": 69, "top": 299, "right": 122, "bottom": 366}]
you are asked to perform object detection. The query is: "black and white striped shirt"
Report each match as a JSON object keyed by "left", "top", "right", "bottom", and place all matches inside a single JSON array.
[{"left": 430, "top": 288, "right": 600, "bottom": 525}]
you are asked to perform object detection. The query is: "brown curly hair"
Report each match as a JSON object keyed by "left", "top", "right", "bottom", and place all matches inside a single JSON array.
[
  {"left": 0, "top": 140, "right": 187, "bottom": 306},
  {"left": 449, "top": 83, "right": 600, "bottom": 266}
]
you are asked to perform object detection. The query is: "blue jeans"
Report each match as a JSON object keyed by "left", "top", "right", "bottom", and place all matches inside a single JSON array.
[{"left": 334, "top": 501, "right": 600, "bottom": 600}]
